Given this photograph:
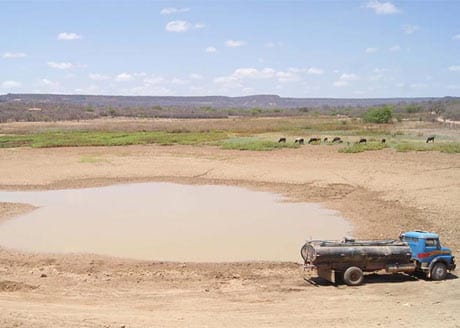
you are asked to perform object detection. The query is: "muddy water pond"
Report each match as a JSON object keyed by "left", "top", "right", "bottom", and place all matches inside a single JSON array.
[{"left": 0, "top": 183, "right": 352, "bottom": 262}]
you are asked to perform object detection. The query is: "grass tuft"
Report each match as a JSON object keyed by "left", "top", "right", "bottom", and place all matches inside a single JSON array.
[
  {"left": 221, "top": 137, "right": 300, "bottom": 151},
  {"left": 396, "top": 142, "right": 460, "bottom": 153},
  {"left": 338, "top": 142, "right": 388, "bottom": 153},
  {"left": 0, "top": 130, "right": 228, "bottom": 148}
]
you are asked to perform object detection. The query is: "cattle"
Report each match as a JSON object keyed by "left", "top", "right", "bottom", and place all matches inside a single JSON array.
[
  {"left": 426, "top": 136, "right": 435, "bottom": 143},
  {"left": 332, "top": 137, "right": 342, "bottom": 143},
  {"left": 358, "top": 138, "right": 367, "bottom": 144},
  {"left": 278, "top": 137, "right": 287, "bottom": 143},
  {"left": 308, "top": 137, "right": 321, "bottom": 144},
  {"left": 381, "top": 138, "right": 386, "bottom": 144},
  {"left": 323, "top": 137, "right": 328, "bottom": 142},
  {"left": 294, "top": 138, "right": 304, "bottom": 145}
]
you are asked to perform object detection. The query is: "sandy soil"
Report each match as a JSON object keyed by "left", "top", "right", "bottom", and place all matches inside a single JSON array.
[{"left": 0, "top": 137, "right": 459, "bottom": 327}]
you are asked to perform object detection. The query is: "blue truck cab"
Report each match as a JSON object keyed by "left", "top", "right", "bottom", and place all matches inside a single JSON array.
[{"left": 400, "top": 231, "right": 456, "bottom": 280}]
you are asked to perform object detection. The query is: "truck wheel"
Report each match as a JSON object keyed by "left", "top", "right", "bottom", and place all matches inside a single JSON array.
[
  {"left": 431, "top": 262, "right": 447, "bottom": 281},
  {"left": 343, "top": 267, "right": 364, "bottom": 286}
]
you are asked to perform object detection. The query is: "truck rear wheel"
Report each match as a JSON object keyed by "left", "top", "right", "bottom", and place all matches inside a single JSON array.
[
  {"left": 431, "top": 262, "right": 447, "bottom": 281},
  {"left": 343, "top": 267, "right": 364, "bottom": 286}
]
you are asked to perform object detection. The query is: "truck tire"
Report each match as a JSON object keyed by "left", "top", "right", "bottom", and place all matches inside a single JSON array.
[
  {"left": 431, "top": 262, "right": 447, "bottom": 281},
  {"left": 343, "top": 267, "right": 364, "bottom": 286}
]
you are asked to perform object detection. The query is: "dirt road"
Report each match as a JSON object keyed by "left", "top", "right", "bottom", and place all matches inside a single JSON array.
[{"left": 1, "top": 142, "right": 459, "bottom": 327}]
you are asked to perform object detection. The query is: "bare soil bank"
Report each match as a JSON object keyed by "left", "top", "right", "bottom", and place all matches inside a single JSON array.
[{"left": 0, "top": 142, "right": 459, "bottom": 327}]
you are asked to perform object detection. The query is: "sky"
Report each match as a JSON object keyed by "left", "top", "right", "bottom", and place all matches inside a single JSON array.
[{"left": 1, "top": 0, "right": 459, "bottom": 98}]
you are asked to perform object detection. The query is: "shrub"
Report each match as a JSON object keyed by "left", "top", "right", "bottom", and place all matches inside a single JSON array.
[{"left": 363, "top": 106, "right": 393, "bottom": 123}]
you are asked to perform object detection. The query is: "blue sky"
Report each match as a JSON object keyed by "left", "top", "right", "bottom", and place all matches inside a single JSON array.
[{"left": 1, "top": 0, "right": 459, "bottom": 98}]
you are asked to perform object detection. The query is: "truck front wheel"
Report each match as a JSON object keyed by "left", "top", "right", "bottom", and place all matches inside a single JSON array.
[
  {"left": 343, "top": 267, "right": 364, "bottom": 286},
  {"left": 431, "top": 262, "right": 447, "bottom": 281}
]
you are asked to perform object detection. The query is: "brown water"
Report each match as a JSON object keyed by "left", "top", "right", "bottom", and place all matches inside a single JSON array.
[{"left": 0, "top": 183, "right": 352, "bottom": 262}]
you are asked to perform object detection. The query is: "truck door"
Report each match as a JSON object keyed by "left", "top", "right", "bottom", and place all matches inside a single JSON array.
[{"left": 420, "top": 238, "right": 439, "bottom": 262}]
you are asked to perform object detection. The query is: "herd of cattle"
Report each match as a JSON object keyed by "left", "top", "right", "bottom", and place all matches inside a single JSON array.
[{"left": 278, "top": 136, "right": 436, "bottom": 145}]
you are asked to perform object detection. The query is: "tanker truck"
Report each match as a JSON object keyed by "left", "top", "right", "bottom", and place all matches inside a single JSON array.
[{"left": 301, "top": 231, "right": 455, "bottom": 286}]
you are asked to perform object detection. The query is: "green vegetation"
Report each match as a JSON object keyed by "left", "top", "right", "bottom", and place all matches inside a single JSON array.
[
  {"left": 339, "top": 142, "right": 388, "bottom": 153},
  {"left": 396, "top": 142, "right": 460, "bottom": 154},
  {"left": 0, "top": 130, "right": 228, "bottom": 148},
  {"left": 363, "top": 106, "right": 393, "bottom": 124},
  {"left": 221, "top": 137, "right": 299, "bottom": 151}
]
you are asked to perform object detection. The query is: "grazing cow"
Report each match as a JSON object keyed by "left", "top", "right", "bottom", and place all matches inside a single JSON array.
[
  {"left": 358, "top": 138, "right": 367, "bottom": 144},
  {"left": 323, "top": 137, "right": 328, "bottom": 142},
  {"left": 332, "top": 137, "right": 342, "bottom": 143},
  {"left": 426, "top": 136, "right": 435, "bottom": 143},
  {"left": 278, "top": 137, "right": 287, "bottom": 143},
  {"left": 381, "top": 138, "right": 386, "bottom": 144},
  {"left": 294, "top": 138, "right": 304, "bottom": 145},
  {"left": 308, "top": 137, "right": 321, "bottom": 144}
]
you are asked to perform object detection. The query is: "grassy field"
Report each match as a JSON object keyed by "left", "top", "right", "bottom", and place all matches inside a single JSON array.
[{"left": 0, "top": 116, "right": 458, "bottom": 153}]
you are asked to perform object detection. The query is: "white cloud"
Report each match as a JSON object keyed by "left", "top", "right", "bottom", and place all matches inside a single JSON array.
[
  {"left": 448, "top": 65, "right": 460, "bottom": 72},
  {"left": 2, "top": 52, "right": 27, "bottom": 59},
  {"left": 89, "top": 73, "right": 110, "bottom": 81},
  {"left": 165, "top": 20, "right": 193, "bottom": 32},
  {"left": 396, "top": 83, "right": 405, "bottom": 88},
  {"left": 453, "top": 34, "right": 460, "bottom": 40},
  {"left": 143, "top": 76, "right": 164, "bottom": 85},
  {"left": 276, "top": 71, "right": 300, "bottom": 83},
  {"left": 365, "top": 47, "right": 378, "bottom": 53},
  {"left": 214, "top": 67, "right": 304, "bottom": 87},
  {"left": 225, "top": 40, "right": 247, "bottom": 47},
  {"left": 115, "top": 73, "right": 134, "bottom": 82},
  {"left": 47, "top": 61, "right": 74, "bottom": 69},
  {"left": 190, "top": 73, "right": 203, "bottom": 80},
  {"left": 160, "top": 7, "right": 190, "bottom": 15},
  {"left": 205, "top": 46, "right": 217, "bottom": 53},
  {"left": 410, "top": 83, "right": 428, "bottom": 89},
  {"left": 265, "top": 41, "right": 283, "bottom": 48},
  {"left": 333, "top": 80, "right": 349, "bottom": 87},
  {"left": 194, "top": 23, "right": 205, "bottom": 29},
  {"left": 365, "top": 1, "right": 401, "bottom": 15},
  {"left": 171, "top": 77, "right": 188, "bottom": 85},
  {"left": 307, "top": 67, "right": 324, "bottom": 75},
  {"left": 333, "top": 73, "right": 359, "bottom": 87},
  {"left": 57, "top": 32, "right": 82, "bottom": 40},
  {"left": 233, "top": 67, "right": 275, "bottom": 79},
  {"left": 389, "top": 45, "right": 401, "bottom": 52},
  {"left": 40, "top": 78, "right": 59, "bottom": 88},
  {"left": 1, "top": 80, "right": 21, "bottom": 88},
  {"left": 339, "top": 73, "right": 360, "bottom": 81},
  {"left": 403, "top": 24, "right": 420, "bottom": 34}
]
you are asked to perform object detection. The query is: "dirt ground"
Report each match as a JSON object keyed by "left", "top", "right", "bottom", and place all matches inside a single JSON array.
[{"left": 0, "top": 120, "right": 459, "bottom": 327}]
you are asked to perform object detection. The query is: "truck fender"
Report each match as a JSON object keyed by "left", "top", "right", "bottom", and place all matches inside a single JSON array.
[{"left": 427, "top": 257, "right": 447, "bottom": 279}]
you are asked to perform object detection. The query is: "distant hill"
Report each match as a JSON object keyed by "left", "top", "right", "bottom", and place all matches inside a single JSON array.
[
  {"left": 1, "top": 93, "right": 458, "bottom": 122},
  {"left": 0, "top": 93, "right": 439, "bottom": 109}
]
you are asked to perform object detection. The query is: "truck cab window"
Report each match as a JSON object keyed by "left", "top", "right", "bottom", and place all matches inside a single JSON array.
[{"left": 425, "top": 239, "right": 438, "bottom": 247}]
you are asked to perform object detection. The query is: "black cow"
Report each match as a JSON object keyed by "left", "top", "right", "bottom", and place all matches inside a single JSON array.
[
  {"left": 294, "top": 138, "right": 304, "bottom": 145},
  {"left": 332, "top": 137, "right": 342, "bottom": 143},
  {"left": 308, "top": 137, "right": 321, "bottom": 144},
  {"left": 323, "top": 137, "right": 328, "bottom": 142},
  {"left": 278, "top": 137, "right": 287, "bottom": 143},
  {"left": 358, "top": 138, "right": 367, "bottom": 144},
  {"left": 381, "top": 138, "right": 386, "bottom": 144},
  {"left": 426, "top": 136, "right": 435, "bottom": 143}
]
